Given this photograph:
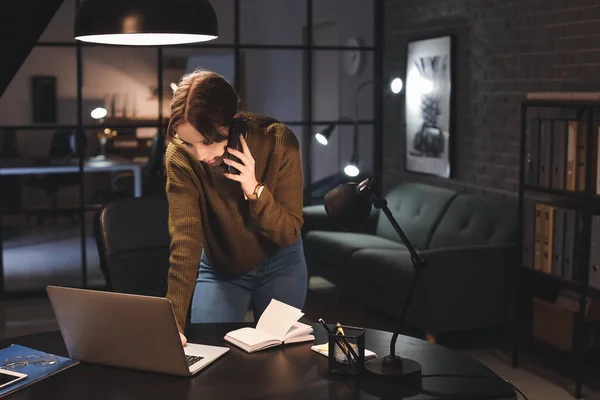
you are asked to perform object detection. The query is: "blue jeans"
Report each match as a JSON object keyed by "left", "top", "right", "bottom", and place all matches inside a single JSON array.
[{"left": 191, "top": 238, "right": 307, "bottom": 323}]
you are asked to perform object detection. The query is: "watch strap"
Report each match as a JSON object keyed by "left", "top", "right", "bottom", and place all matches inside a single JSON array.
[{"left": 245, "top": 182, "right": 264, "bottom": 200}]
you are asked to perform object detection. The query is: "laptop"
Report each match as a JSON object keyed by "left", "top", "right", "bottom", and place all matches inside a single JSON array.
[{"left": 46, "top": 285, "right": 229, "bottom": 376}]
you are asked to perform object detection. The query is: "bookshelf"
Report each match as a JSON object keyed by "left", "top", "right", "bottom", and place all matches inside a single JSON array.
[{"left": 516, "top": 98, "right": 600, "bottom": 399}]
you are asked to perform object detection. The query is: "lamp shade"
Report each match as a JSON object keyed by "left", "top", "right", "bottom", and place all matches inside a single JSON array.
[
  {"left": 315, "top": 123, "right": 335, "bottom": 146},
  {"left": 323, "top": 181, "right": 372, "bottom": 230},
  {"left": 75, "top": 0, "right": 218, "bottom": 46}
]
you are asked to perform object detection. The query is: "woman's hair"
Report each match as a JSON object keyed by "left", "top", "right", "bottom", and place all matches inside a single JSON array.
[{"left": 168, "top": 69, "right": 239, "bottom": 143}]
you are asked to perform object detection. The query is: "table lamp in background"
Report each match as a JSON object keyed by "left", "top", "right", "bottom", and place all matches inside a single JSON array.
[
  {"left": 90, "top": 107, "right": 116, "bottom": 160},
  {"left": 323, "top": 177, "right": 424, "bottom": 379}
]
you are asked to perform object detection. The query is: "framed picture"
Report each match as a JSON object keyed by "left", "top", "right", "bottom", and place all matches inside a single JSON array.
[{"left": 404, "top": 35, "right": 455, "bottom": 178}]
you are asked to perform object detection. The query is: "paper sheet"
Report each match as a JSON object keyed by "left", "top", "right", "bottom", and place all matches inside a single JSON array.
[{"left": 255, "top": 299, "right": 304, "bottom": 341}]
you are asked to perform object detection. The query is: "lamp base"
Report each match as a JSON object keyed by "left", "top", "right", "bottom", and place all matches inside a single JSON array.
[{"left": 364, "top": 355, "right": 422, "bottom": 378}]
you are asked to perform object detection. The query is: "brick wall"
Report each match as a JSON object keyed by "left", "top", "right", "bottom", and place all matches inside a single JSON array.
[{"left": 383, "top": 0, "right": 600, "bottom": 196}]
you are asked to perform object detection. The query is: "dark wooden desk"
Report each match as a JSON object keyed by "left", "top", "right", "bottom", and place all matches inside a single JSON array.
[{"left": 0, "top": 323, "right": 517, "bottom": 399}]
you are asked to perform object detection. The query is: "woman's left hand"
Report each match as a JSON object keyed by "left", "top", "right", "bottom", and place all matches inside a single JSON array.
[{"left": 223, "top": 135, "right": 259, "bottom": 196}]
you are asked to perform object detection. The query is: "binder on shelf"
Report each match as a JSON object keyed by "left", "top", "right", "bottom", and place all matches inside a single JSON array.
[
  {"left": 563, "top": 209, "right": 577, "bottom": 281},
  {"left": 566, "top": 120, "right": 578, "bottom": 191},
  {"left": 522, "top": 200, "right": 536, "bottom": 269},
  {"left": 589, "top": 216, "right": 600, "bottom": 291},
  {"left": 526, "top": 118, "right": 541, "bottom": 186},
  {"left": 551, "top": 120, "right": 567, "bottom": 190},
  {"left": 596, "top": 126, "right": 600, "bottom": 195},
  {"left": 552, "top": 208, "right": 566, "bottom": 278},
  {"left": 576, "top": 120, "right": 587, "bottom": 191},
  {"left": 534, "top": 203, "right": 546, "bottom": 271},
  {"left": 538, "top": 120, "right": 553, "bottom": 188},
  {"left": 542, "top": 205, "right": 555, "bottom": 274}
]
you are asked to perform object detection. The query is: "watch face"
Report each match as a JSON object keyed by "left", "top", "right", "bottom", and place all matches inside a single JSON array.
[{"left": 256, "top": 184, "right": 265, "bottom": 199}]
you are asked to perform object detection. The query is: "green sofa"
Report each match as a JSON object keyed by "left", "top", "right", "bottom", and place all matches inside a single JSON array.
[{"left": 302, "top": 183, "right": 518, "bottom": 339}]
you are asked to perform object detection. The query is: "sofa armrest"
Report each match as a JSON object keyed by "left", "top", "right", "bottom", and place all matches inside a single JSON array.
[
  {"left": 408, "top": 244, "right": 518, "bottom": 333},
  {"left": 302, "top": 205, "right": 379, "bottom": 234}
]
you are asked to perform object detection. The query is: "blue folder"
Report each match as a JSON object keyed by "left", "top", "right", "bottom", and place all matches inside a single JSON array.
[{"left": 0, "top": 344, "right": 79, "bottom": 398}]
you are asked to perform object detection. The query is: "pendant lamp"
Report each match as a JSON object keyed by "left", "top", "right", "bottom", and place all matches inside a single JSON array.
[{"left": 75, "top": 0, "right": 218, "bottom": 46}]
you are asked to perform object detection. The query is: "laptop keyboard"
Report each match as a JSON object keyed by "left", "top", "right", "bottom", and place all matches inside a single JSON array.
[{"left": 186, "top": 355, "right": 204, "bottom": 367}]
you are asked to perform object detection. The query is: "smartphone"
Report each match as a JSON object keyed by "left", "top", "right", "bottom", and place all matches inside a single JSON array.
[
  {"left": 0, "top": 369, "right": 27, "bottom": 390},
  {"left": 226, "top": 117, "right": 248, "bottom": 174}
]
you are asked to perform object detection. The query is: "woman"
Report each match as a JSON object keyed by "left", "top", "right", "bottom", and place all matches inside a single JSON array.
[{"left": 164, "top": 69, "right": 307, "bottom": 344}]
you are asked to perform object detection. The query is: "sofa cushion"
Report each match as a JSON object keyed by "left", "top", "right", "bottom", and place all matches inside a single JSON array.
[
  {"left": 303, "top": 231, "right": 404, "bottom": 279},
  {"left": 302, "top": 204, "right": 340, "bottom": 233},
  {"left": 376, "top": 183, "right": 457, "bottom": 249},
  {"left": 303, "top": 204, "right": 379, "bottom": 235},
  {"left": 428, "top": 193, "right": 517, "bottom": 248}
]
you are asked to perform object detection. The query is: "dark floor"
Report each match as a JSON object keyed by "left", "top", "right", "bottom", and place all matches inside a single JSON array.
[{"left": 2, "top": 211, "right": 104, "bottom": 294}]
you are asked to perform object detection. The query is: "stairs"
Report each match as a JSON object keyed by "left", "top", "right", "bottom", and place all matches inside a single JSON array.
[{"left": 0, "top": 0, "right": 65, "bottom": 97}]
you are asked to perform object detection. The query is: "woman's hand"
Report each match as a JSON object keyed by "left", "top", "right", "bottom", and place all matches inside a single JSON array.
[
  {"left": 223, "top": 135, "right": 259, "bottom": 196},
  {"left": 180, "top": 332, "right": 188, "bottom": 347}
]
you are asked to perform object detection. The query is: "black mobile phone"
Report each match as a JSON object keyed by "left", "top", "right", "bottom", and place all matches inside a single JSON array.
[{"left": 226, "top": 117, "right": 248, "bottom": 174}]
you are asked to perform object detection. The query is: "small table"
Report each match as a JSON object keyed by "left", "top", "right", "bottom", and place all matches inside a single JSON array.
[
  {"left": 0, "top": 156, "right": 143, "bottom": 197},
  {"left": 0, "top": 323, "right": 517, "bottom": 399}
]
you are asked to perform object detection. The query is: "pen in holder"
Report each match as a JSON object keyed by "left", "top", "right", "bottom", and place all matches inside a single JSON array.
[{"left": 327, "top": 324, "right": 365, "bottom": 375}]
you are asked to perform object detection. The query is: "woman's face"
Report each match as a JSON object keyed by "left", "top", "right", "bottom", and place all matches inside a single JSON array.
[{"left": 175, "top": 122, "right": 228, "bottom": 166}]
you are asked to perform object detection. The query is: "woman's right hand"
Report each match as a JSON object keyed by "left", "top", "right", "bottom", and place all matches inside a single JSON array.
[{"left": 179, "top": 332, "right": 188, "bottom": 347}]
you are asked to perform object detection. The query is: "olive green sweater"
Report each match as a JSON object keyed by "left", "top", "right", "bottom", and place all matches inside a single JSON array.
[{"left": 165, "top": 117, "right": 304, "bottom": 331}]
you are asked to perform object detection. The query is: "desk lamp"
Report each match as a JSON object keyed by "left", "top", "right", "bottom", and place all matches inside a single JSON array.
[{"left": 323, "top": 177, "right": 424, "bottom": 378}]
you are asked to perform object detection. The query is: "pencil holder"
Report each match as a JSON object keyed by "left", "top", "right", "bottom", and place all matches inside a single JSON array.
[{"left": 327, "top": 325, "right": 365, "bottom": 375}]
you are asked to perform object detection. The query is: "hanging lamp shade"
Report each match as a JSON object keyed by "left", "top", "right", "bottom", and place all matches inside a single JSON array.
[{"left": 74, "top": 0, "right": 218, "bottom": 46}]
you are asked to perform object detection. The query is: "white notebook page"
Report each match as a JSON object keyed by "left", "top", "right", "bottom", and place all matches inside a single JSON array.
[{"left": 255, "top": 299, "right": 304, "bottom": 341}]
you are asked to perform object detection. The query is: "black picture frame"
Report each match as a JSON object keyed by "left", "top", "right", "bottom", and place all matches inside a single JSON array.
[{"left": 404, "top": 34, "right": 455, "bottom": 178}]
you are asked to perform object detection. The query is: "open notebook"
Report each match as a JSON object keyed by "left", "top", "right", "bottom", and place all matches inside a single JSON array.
[{"left": 224, "top": 299, "right": 314, "bottom": 353}]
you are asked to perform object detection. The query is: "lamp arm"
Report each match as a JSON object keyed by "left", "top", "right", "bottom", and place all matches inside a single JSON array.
[
  {"left": 353, "top": 79, "right": 374, "bottom": 122},
  {"left": 371, "top": 196, "right": 426, "bottom": 360},
  {"left": 356, "top": 79, "right": 374, "bottom": 98},
  {"left": 338, "top": 116, "right": 358, "bottom": 159},
  {"left": 336, "top": 116, "right": 355, "bottom": 124},
  {"left": 352, "top": 119, "right": 359, "bottom": 163},
  {"left": 350, "top": 80, "right": 374, "bottom": 164}
]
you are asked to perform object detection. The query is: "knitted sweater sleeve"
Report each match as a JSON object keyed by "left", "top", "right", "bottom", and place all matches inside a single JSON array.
[
  {"left": 248, "top": 124, "right": 304, "bottom": 246},
  {"left": 164, "top": 146, "right": 203, "bottom": 332}
]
